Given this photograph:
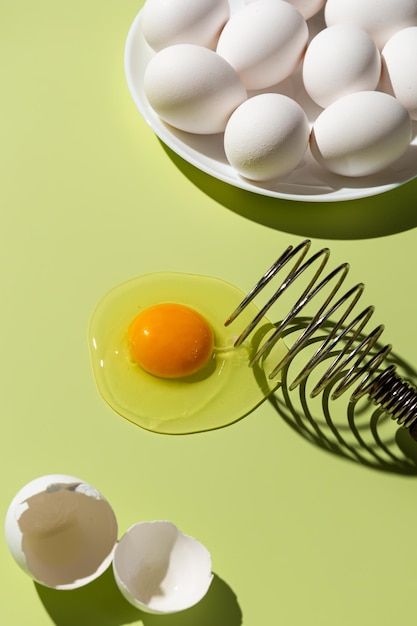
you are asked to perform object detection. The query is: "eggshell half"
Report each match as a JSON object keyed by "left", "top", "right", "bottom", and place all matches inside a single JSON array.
[
  {"left": 310, "top": 91, "right": 412, "bottom": 177},
  {"left": 113, "top": 521, "right": 213, "bottom": 614},
  {"left": 4, "top": 474, "right": 118, "bottom": 590},
  {"left": 144, "top": 44, "right": 247, "bottom": 134}
]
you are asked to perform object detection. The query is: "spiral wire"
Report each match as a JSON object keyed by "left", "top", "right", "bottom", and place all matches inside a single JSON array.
[{"left": 225, "top": 239, "right": 417, "bottom": 439}]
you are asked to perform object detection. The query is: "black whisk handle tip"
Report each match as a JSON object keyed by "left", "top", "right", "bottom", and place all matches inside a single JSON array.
[{"left": 409, "top": 422, "right": 417, "bottom": 442}]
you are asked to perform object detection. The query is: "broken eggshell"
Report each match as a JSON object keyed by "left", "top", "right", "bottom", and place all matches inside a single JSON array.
[
  {"left": 113, "top": 520, "right": 213, "bottom": 614},
  {"left": 4, "top": 474, "right": 118, "bottom": 590},
  {"left": 5, "top": 477, "right": 214, "bottom": 613}
]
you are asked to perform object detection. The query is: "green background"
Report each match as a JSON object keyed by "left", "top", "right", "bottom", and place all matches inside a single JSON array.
[{"left": 2, "top": 1, "right": 417, "bottom": 625}]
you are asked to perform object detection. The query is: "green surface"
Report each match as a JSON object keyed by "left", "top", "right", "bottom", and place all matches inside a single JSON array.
[{"left": 2, "top": 2, "right": 417, "bottom": 625}]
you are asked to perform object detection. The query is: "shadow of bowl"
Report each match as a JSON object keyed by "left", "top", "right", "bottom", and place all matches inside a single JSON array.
[{"left": 161, "top": 142, "right": 417, "bottom": 241}]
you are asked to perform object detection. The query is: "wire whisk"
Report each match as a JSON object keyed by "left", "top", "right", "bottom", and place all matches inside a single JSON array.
[{"left": 225, "top": 239, "right": 417, "bottom": 441}]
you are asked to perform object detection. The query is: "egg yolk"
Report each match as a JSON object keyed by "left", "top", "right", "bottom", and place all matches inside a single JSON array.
[{"left": 127, "top": 303, "right": 214, "bottom": 379}]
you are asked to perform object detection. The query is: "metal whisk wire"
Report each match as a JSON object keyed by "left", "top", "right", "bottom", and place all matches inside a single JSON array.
[{"left": 225, "top": 239, "right": 417, "bottom": 439}]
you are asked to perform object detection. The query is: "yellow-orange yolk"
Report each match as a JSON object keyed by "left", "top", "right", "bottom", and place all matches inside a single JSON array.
[{"left": 127, "top": 303, "right": 214, "bottom": 379}]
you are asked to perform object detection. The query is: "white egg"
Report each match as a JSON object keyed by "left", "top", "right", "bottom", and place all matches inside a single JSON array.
[
  {"left": 141, "top": 0, "right": 230, "bottom": 51},
  {"left": 245, "top": 0, "right": 326, "bottom": 21},
  {"left": 283, "top": 0, "right": 326, "bottom": 20},
  {"left": 381, "top": 27, "right": 417, "bottom": 121},
  {"left": 224, "top": 93, "right": 310, "bottom": 181},
  {"left": 217, "top": 0, "right": 308, "bottom": 90},
  {"left": 302, "top": 24, "right": 381, "bottom": 108},
  {"left": 325, "top": 0, "right": 417, "bottom": 49},
  {"left": 4, "top": 474, "right": 118, "bottom": 590},
  {"left": 113, "top": 521, "right": 213, "bottom": 614},
  {"left": 144, "top": 44, "right": 247, "bottom": 134},
  {"left": 310, "top": 91, "right": 412, "bottom": 177}
]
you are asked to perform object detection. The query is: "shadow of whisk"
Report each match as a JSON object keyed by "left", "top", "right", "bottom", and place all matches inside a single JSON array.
[
  {"left": 225, "top": 239, "right": 417, "bottom": 471},
  {"left": 262, "top": 318, "right": 417, "bottom": 475}
]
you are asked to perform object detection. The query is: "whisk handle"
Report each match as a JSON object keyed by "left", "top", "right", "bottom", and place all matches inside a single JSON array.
[
  {"left": 366, "top": 366, "right": 417, "bottom": 440},
  {"left": 409, "top": 423, "right": 417, "bottom": 442}
]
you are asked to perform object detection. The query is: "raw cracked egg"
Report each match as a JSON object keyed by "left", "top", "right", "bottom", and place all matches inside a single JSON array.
[
  {"left": 224, "top": 93, "right": 310, "bottom": 181},
  {"left": 128, "top": 302, "right": 214, "bottom": 379},
  {"left": 302, "top": 24, "right": 381, "bottom": 108},
  {"left": 141, "top": 0, "right": 230, "bottom": 51},
  {"left": 88, "top": 271, "right": 287, "bottom": 434},
  {"left": 324, "top": 0, "right": 417, "bottom": 49},
  {"left": 216, "top": 0, "right": 308, "bottom": 90},
  {"left": 143, "top": 43, "right": 247, "bottom": 134},
  {"left": 310, "top": 91, "right": 412, "bottom": 177},
  {"left": 4, "top": 474, "right": 118, "bottom": 590}
]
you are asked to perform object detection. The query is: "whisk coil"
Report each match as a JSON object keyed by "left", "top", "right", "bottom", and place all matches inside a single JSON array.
[{"left": 225, "top": 240, "right": 417, "bottom": 439}]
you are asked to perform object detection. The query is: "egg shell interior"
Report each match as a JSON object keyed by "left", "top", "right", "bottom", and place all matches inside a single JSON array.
[
  {"left": 112, "top": 521, "right": 213, "bottom": 614},
  {"left": 4, "top": 474, "right": 118, "bottom": 590},
  {"left": 5, "top": 476, "right": 213, "bottom": 614}
]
